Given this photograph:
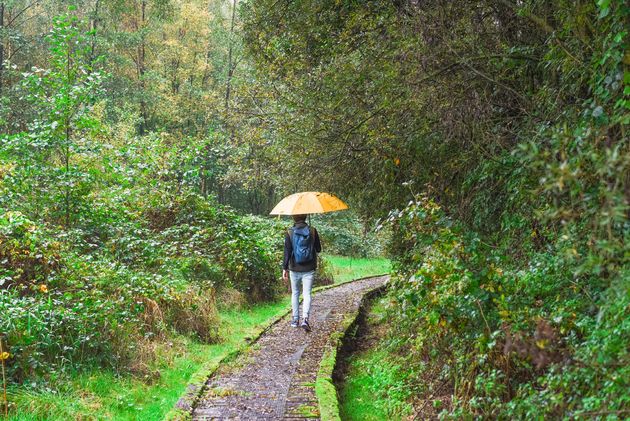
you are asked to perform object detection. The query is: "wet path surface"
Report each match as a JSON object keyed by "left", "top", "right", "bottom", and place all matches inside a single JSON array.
[{"left": 192, "top": 276, "right": 388, "bottom": 420}]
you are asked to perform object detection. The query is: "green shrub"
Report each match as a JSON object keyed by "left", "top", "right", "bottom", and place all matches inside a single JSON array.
[
  {"left": 385, "top": 196, "right": 629, "bottom": 418},
  {"left": 315, "top": 212, "right": 387, "bottom": 258},
  {"left": 0, "top": 212, "right": 62, "bottom": 290},
  {"left": 162, "top": 288, "right": 219, "bottom": 343},
  {"left": 142, "top": 192, "right": 281, "bottom": 301},
  {"left": 315, "top": 256, "right": 335, "bottom": 286},
  {"left": 0, "top": 191, "right": 283, "bottom": 386}
]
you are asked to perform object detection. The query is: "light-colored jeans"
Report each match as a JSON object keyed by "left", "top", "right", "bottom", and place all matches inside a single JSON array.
[{"left": 290, "top": 270, "right": 314, "bottom": 320}]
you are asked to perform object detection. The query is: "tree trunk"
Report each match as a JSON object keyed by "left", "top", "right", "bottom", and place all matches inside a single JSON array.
[
  {"left": 88, "top": 0, "right": 101, "bottom": 69},
  {"left": 139, "top": 0, "right": 148, "bottom": 134},
  {"left": 64, "top": 39, "right": 72, "bottom": 228},
  {"left": 224, "top": 0, "right": 237, "bottom": 114},
  {"left": 0, "top": 2, "right": 5, "bottom": 96},
  {"left": 64, "top": 122, "right": 71, "bottom": 228}
]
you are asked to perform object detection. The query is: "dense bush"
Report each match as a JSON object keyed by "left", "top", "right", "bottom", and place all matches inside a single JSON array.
[
  {"left": 0, "top": 194, "right": 279, "bottom": 381},
  {"left": 0, "top": 212, "right": 62, "bottom": 290},
  {"left": 142, "top": 193, "right": 281, "bottom": 301},
  {"left": 0, "top": 193, "right": 282, "bottom": 383},
  {"left": 312, "top": 212, "right": 387, "bottom": 258},
  {"left": 379, "top": 3, "right": 629, "bottom": 416},
  {"left": 385, "top": 196, "right": 628, "bottom": 418}
]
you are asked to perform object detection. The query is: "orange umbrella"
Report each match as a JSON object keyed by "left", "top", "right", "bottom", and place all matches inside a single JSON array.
[{"left": 269, "top": 191, "right": 349, "bottom": 215}]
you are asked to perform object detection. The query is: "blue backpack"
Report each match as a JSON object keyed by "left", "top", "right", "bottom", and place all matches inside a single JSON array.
[{"left": 289, "top": 226, "right": 315, "bottom": 264}]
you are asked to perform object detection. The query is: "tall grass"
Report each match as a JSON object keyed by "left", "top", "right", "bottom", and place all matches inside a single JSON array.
[
  {"left": 7, "top": 299, "right": 289, "bottom": 421},
  {"left": 7, "top": 255, "right": 388, "bottom": 420}
]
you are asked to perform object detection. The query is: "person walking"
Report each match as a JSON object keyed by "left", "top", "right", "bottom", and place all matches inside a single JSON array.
[{"left": 283, "top": 214, "right": 322, "bottom": 331}]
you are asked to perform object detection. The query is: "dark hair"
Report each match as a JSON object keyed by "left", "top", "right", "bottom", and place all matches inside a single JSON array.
[{"left": 292, "top": 214, "right": 307, "bottom": 223}]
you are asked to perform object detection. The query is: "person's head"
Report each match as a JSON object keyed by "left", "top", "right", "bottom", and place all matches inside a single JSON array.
[{"left": 292, "top": 214, "right": 308, "bottom": 223}]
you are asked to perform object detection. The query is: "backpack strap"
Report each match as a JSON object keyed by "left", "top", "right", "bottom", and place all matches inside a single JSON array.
[{"left": 287, "top": 228, "right": 295, "bottom": 260}]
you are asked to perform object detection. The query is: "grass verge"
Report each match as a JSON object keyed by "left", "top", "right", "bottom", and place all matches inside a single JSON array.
[
  {"left": 316, "top": 335, "right": 343, "bottom": 421},
  {"left": 324, "top": 255, "right": 391, "bottom": 284},
  {"left": 315, "top": 284, "right": 386, "bottom": 421},
  {"left": 338, "top": 297, "right": 413, "bottom": 421}
]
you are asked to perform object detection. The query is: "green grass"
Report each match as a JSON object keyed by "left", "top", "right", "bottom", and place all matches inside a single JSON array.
[
  {"left": 5, "top": 255, "right": 389, "bottom": 421},
  {"left": 324, "top": 255, "right": 391, "bottom": 283},
  {"left": 339, "top": 298, "right": 412, "bottom": 421},
  {"left": 7, "top": 298, "right": 289, "bottom": 421}
]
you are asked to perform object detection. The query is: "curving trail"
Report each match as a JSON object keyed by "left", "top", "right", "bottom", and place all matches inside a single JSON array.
[{"left": 191, "top": 275, "right": 388, "bottom": 420}]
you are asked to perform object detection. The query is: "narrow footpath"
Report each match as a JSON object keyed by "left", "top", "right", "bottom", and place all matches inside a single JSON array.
[{"left": 191, "top": 275, "right": 388, "bottom": 420}]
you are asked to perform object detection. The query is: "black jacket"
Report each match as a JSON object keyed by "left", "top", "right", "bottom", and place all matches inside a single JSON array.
[{"left": 283, "top": 222, "right": 322, "bottom": 272}]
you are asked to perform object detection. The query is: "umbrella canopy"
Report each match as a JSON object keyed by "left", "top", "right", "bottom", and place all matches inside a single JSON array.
[{"left": 270, "top": 191, "right": 349, "bottom": 215}]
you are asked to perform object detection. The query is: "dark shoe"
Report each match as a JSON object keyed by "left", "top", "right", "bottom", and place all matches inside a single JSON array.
[
  {"left": 290, "top": 317, "right": 299, "bottom": 328},
  {"left": 301, "top": 318, "right": 311, "bottom": 332}
]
